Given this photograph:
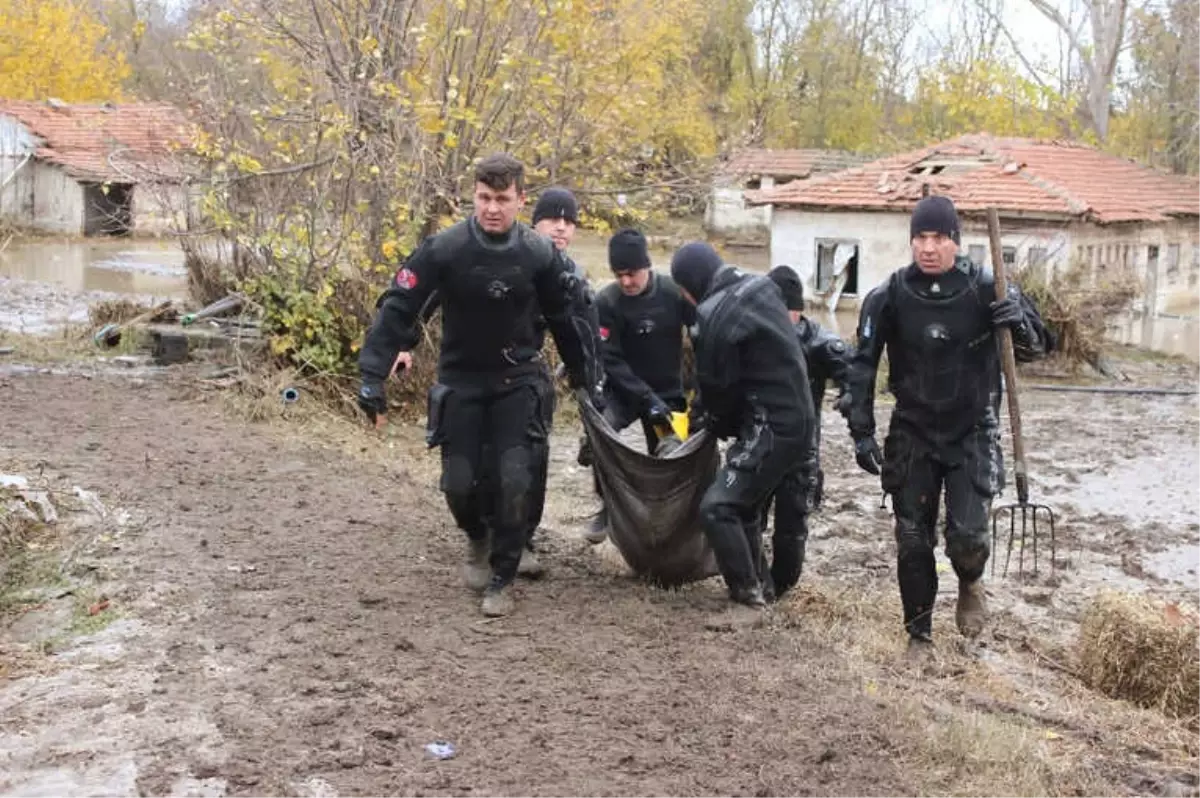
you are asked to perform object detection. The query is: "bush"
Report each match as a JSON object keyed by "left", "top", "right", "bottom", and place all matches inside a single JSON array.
[{"left": 1017, "top": 260, "right": 1141, "bottom": 370}]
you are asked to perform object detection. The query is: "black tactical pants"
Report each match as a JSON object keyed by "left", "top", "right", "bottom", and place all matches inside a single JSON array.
[
  {"left": 524, "top": 368, "right": 557, "bottom": 546},
  {"left": 882, "top": 422, "right": 1002, "bottom": 639},
  {"left": 699, "top": 420, "right": 809, "bottom": 603},
  {"left": 760, "top": 451, "right": 818, "bottom": 600},
  {"left": 429, "top": 377, "right": 552, "bottom": 587}
]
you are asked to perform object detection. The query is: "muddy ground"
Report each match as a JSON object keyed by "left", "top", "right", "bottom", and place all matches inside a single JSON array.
[{"left": 1, "top": 347, "right": 1198, "bottom": 797}]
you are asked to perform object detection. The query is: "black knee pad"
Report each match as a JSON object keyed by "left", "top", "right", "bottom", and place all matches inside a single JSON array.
[
  {"left": 895, "top": 521, "right": 934, "bottom": 560},
  {"left": 495, "top": 447, "right": 534, "bottom": 528},
  {"left": 441, "top": 454, "right": 476, "bottom": 497},
  {"left": 947, "top": 534, "right": 989, "bottom": 578}
]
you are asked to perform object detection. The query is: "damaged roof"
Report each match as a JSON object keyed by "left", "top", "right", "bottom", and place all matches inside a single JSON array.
[
  {"left": 0, "top": 99, "right": 194, "bottom": 183},
  {"left": 745, "top": 134, "right": 1200, "bottom": 224},
  {"left": 720, "top": 148, "right": 871, "bottom": 181}
]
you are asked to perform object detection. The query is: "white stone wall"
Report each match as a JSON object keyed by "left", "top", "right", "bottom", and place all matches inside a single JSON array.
[
  {"left": 32, "top": 163, "right": 84, "bottom": 235},
  {"left": 767, "top": 209, "right": 910, "bottom": 309},
  {"left": 706, "top": 177, "right": 774, "bottom": 236}
]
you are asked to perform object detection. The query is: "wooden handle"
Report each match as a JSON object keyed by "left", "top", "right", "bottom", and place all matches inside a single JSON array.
[{"left": 986, "top": 208, "right": 1028, "bottom": 504}]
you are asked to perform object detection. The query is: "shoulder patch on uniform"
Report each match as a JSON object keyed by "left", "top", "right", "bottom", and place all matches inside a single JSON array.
[
  {"left": 599, "top": 326, "right": 610, "bottom": 341},
  {"left": 394, "top": 267, "right": 418, "bottom": 290}
]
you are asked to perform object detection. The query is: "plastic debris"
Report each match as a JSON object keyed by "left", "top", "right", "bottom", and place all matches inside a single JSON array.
[
  {"left": 423, "top": 742, "right": 456, "bottom": 760},
  {"left": 281, "top": 387, "right": 300, "bottom": 403}
]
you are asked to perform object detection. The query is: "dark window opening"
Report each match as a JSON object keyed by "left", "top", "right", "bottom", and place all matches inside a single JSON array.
[
  {"left": 83, "top": 182, "right": 133, "bottom": 236},
  {"left": 1002, "top": 246, "right": 1016, "bottom": 267},
  {"left": 815, "top": 240, "right": 859, "bottom": 296}
]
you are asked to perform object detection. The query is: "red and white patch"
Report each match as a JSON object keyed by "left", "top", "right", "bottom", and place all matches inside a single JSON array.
[
  {"left": 598, "top": 326, "right": 610, "bottom": 341},
  {"left": 394, "top": 267, "right": 418, "bottom": 290}
]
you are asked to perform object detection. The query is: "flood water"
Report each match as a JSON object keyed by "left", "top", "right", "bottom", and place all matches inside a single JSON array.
[
  {"left": 0, "top": 238, "right": 189, "bottom": 298},
  {"left": 0, "top": 232, "right": 1196, "bottom": 362}
]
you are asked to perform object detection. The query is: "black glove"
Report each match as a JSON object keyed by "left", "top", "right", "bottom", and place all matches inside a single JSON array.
[
  {"left": 990, "top": 296, "right": 1025, "bottom": 329},
  {"left": 646, "top": 397, "right": 672, "bottom": 428},
  {"left": 358, "top": 382, "right": 387, "bottom": 422},
  {"left": 854, "top": 436, "right": 883, "bottom": 475},
  {"left": 832, "top": 390, "right": 852, "bottom": 416},
  {"left": 575, "top": 386, "right": 606, "bottom": 414}
]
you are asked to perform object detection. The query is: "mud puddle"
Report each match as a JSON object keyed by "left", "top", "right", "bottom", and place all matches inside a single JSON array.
[
  {"left": 1145, "top": 543, "right": 1200, "bottom": 585},
  {"left": 0, "top": 239, "right": 187, "bottom": 334}
]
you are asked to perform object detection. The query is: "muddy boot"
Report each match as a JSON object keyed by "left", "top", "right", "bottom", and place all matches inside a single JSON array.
[
  {"left": 481, "top": 584, "right": 514, "bottom": 617},
  {"left": 955, "top": 579, "right": 987, "bottom": 638},
  {"left": 704, "top": 587, "right": 767, "bottom": 632},
  {"left": 582, "top": 508, "right": 608, "bottom": 545},
  {"left": 463, "top": 538, "right": 490, "bottom": 593},
  {"left": 905, "top": 633, "right": 935, "bottom": 663},
  {"left": 517, "top": 546, "right": 545, "bottom": 579}
]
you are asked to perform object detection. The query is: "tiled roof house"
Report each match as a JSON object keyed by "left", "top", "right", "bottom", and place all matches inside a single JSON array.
[
  {"left": 0, "top": 99, "right": 196, "bottom": 235},
  {"left": 744, "top": 134, "right": 1199, "bottom": 312}
]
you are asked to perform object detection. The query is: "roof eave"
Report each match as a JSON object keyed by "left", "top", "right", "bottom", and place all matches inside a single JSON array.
[{"left": 766, "top": 200, "right": 1079, "bottom": 223}]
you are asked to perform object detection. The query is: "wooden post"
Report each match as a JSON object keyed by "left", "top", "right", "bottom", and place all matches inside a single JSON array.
[{"left": 986, "top": 208, "right": 1028, "bottom": 504}]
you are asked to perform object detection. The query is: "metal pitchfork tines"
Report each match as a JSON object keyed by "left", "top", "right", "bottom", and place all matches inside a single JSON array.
[
  {"left": 992, "top": 472, "right": 1057, "bottom": 577},
  {"left": 986, "top": 208, "right": 1057, "bottom": 578}
]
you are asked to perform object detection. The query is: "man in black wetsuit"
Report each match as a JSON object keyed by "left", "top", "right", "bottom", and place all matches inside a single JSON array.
[
  {"left": 357, "top": 154, "right": 597, "bottom": 618},
  {"left": 759, "top": 265, "right": 853, "bottom": 600},
  {"left": 670, "top": 243, "right": 815, "bottom": 629},
  {"left": 842, "top": 195, "right": 1051, "bottom": 649},
  {"left": 392, "top": 186, "right": 601, "bottom": 580},
  {"left": 583, "top": 228, "right": 694, "bottom": 543}
]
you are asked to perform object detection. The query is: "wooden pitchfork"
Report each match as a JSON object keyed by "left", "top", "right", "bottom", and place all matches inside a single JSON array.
[{"left": 986, "top": 209, "right": 1057, "bottom": 578}]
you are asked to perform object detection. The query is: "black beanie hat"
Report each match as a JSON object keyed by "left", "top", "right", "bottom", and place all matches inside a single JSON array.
[
  {"left": 910, "top": 195, "right": 960, "bottom": 244},
  {"left": 608, "top": 228, "right": 651, "bottom": 272},
  {"left": 670, "top": 242, "right": 724, "bottom": 300},
  {"left": 531, "top": 187, "right": 579, "bottom": 226},
  {"left": 768, "top": 265, "right": 804, "bottom": 310}
]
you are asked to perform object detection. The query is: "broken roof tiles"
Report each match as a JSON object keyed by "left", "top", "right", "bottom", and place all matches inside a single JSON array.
[
  {"left": 746, "top": 134, "right": 1199, "bottom": 224},
  {"left": 0, "top": 99, "right": 193, "bottom": 183}
]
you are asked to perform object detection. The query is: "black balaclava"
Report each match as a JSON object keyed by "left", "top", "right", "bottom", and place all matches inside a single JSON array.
[
  {"left": 670, "top": 242, "right": 724, "bottom": 300},
  {"left": 767, "top": 265, "right": 804, "bottom": 311},
  {"left": 909, "top": 195, "right": 960, "bottom": 244},
  {"left": 608, "top": 228, "right": 651, "bottom": 273},
  {"left": 531, "top": 187, "right": 579, "bottom": 226}
]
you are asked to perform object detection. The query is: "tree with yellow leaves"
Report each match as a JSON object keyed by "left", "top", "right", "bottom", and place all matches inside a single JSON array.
[{"left": 0, "top": 0, "right": 129, "bottom": 102}]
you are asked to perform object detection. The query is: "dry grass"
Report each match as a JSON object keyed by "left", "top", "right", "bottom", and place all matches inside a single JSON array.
[
  {"left": 0, "top": 327, "right": 97, "bottom": 363},
  {"left": 1078, "top": 590, "right": 1200, "bottom": 725},
  {"left": 87, "top": 298, "right": 179, "bottom": 328},
  {"left": 0, "top": 493, "right": 43, "bottom": 561},
  {"left": 770, "top": 576, "right": 1200, "bottom": 796},
  {"left": 1018, "top": 261, "right": 1141, "bottom": 370}
]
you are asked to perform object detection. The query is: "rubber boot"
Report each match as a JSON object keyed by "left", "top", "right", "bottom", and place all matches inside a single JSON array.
[
  {"left": 956, "top": 579, "right": 987, "bottom": 638},
  {"left": 704, "top": 585, "right": 767, "bottom": 631},
  {"left": 517, "top": 546, "right": 545, "bottom": 579},
  {"left": 583, "top": 507, "right": 608, "bottom": 545},
  {"left": 481, "top": 583, "right": 514, "bottom": 617},
  {"left": 463, "top": 538, "right": 490, "bottom": 593}
]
